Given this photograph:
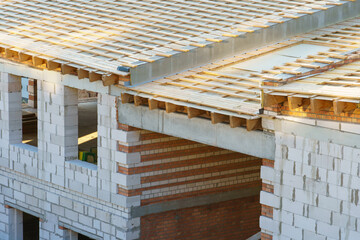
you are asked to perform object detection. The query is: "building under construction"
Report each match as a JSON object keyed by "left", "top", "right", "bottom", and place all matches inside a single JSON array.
[{"left": 0, "top": 0, "right": 359, "bottom": 239}]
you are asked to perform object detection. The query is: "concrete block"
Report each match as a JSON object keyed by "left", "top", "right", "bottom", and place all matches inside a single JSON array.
[
  {"left": 303, "top": 230, "right": 326, "bottom": 240},
  {"left": 334, "top": 158, "right": 352, "bottom": 175},
  {"left": 273, "top": 209, "right": 293, "bottom": 224},
  {"left": 281, "top": 222, "right": 302, "bottom": 240},
  {"left": 261, "top": 166, "right": 277, "bottom": 183},
  {"left": 294, "top": 214, "right": 315, "bottom": 232},
  {"left": 260, "top": 191, "right": 280, "bottom": 208},
  {"left": 328, "top": 184, "right": 351, "bottom": 202},
  {"left": 294, "top": 188, "right": 316, "bottom": 205},
  {"left": 79, "top": 215, "right": 93, "bottom": 226},
  {"left": 332, "top": 212, "right": 356, "bottom": 231},
  {"left": 341, "top": 123, "right": 360, "bottom": 135},
  {"left": 308, "top": 206, "right": 331, "bottom": 224},
  {"left": 282, "top": 198, "right": 304, "bottom": 216},
  {"left": 319, "top": 141, "right": 342, "bottom": 159},
  {"left": 317, "top": 221, "right": 340, "bottom": 239},
  {"left": 282, "top": 172, "right": 303, "bottom": 189},
  {"left": 276, "top": 132, "right": 295, "bottom": 148},
  {"left": 318, "top": 194, "right": 341, "bottom": 212},
  {"left": 260, "top": 216, "right": 280, "bottom": 234}
]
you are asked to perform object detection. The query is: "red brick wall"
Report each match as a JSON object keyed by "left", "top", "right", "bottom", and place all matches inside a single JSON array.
[
  {"left": 141, "top": 196, "right": 260, "bottom": 240},
  {"left": 117, "top": 125, "right": 261, "bottom": 206}
]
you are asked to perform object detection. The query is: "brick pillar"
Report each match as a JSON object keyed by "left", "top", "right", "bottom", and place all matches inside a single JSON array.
[
  {"left": 37, "top": 80, "right": 78, "bottom": 186},
  {"left": 97, "top": 93, "right": 140, "bottom": 239},
  {"left": 260, "top": 158, "right": 276, "bottom": 240},
  {"left": 27, "top": 79, "right": 37, "bottom": 108}
]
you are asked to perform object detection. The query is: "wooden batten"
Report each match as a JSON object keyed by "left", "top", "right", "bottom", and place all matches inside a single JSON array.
[
  {"left": 264, "top": 94, "right": 287, "bottom": 107},
  {"left": 187, "top": 107, "right": 205, "bottom": 118},
  {"left": 246, "top": 118, "right": 262, "bottom": 131},
  {"left": 78, "top": 69, "right": 89, "bottom": 79},
  {"left": 230, "top": 116, "right": 246, "bottom": 128},
  {"left": 310, "top": 98, "right": 333, "bottom": 112},
  {"left": 121, "top": 93, "right": 134, "bottom": 104},
  {"left": 211, "top": 112, "right": 228, "bottom": 124},
  {"left": 102, "top": 74, "right": 119, "bottom": 86},
  {"left": 148, "top": 99, "right": 159, "bottom": 110}
]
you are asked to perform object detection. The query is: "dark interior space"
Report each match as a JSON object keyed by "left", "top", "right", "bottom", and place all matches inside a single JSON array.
[{"left": 23, "top": 212, "right": 39, "bottom": 240}]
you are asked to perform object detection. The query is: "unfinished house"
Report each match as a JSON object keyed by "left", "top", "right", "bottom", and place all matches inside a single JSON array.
[{"left": 0, "top": 0, "right": 359, "bottom": 239}]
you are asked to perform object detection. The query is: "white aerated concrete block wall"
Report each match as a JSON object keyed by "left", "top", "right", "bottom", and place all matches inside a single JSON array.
[
  {"left": 261, "top": 131, "right": 360, "bottom": 240},
  {"left": 0, "top": 72, "right": 140, "bottom": 239}
]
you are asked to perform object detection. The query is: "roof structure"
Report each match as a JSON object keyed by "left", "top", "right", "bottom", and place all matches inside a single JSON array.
[
  {"left": 118, "top": 17, "right": 360, "bottom": 129},
  {"left": 0, "top": 0, "right": 358, "bottom": 86}
]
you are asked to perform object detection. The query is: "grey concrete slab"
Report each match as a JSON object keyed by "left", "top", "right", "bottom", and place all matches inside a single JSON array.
[{"left": 118, "top": 103, "right": 275, "bottom": 159}]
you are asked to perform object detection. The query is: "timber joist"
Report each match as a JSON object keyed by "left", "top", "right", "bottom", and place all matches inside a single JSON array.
[
  {"left": 264, "top": 91, "right": 360, "bottom": 116},
  {"left": 0, "top": 45, "right": 130, "bottom": 86},
  {"left": 120, "top": 93, "right": 262, "bottom": 131}
]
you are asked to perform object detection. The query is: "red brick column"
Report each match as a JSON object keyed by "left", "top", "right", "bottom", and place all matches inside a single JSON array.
[
  {"left": 27, "top": 78, "right": 37, "bottom": 108},
  {"left": 261, "top": 159, "right": 274, "bottom": 240}
]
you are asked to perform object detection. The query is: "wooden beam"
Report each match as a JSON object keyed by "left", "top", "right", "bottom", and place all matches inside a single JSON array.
[
  {"left": 47, "top": 60, "right": 61, "bottom": 70},
  {"left": 134, "top": 96, "right": 148, "bottom": 106},
  {"left": 78, "top": 69, "right": 89, "bottom": 79},
  {"left": 121, "top": 93, "right": 134, "bottom": 104},
  {"left": 229, "top": 116, "right": 246, "bottom": 128},
  {"left": 288, "top": 96, "right": 303, "bottom": 110},
  {"left": 19, "top": 52, "right": 32, "bottom": 62},
  {"left": 310, "top": 98, "right": 333, "bottom": 112},
  {"left": 102, "top": 74, "right": 119, "bottom": 86},
  {"left": 148, "top": 99, "right": 159, "bottom": 110},
  {"left": 211, "top": 112, "right": 228, "bottom": 124},
  {"left": 187, "top": 107, "right": 205, "bottom": 118},
  {"left": 89, "top": 72, "right": 102, "bottom": 82},
  {"left": 165, "top": 102, "right": 179, "bottom": 113},
  {"left": 263, "top": 94, "right": 287, "bottom": 107},
  {"left": 333, "top": 100, "right": 358, "bottom": 115},
  {"left": 246, "top": 118, "right": 262, "bottom": 131},
  {"left": 32, "top": 56, "right": 45, "bottom": 67},
  {"left": 5, "top": 49, "right": 18, "bottom": 59},
  {"left": 61, "top": 64, "right": 77, "bottom": 75}
]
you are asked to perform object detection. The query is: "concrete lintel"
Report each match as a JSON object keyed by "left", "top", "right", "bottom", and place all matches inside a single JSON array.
[
  {"left": 131, "top": 186, "right": 261, "bottom": 218},
  {"left": 129, "top": 1, "right": 360, "bottom": 86},
  {"left": 4, "top": 200, "right": 44, "bottom": 220},
  {"left": 59, "top": 222, "right": 102, "bottom": 240},
  {"left": 274, "top": 118, "right": 360, "bottom": 148},
  {"left": 118, "top": 103, "right": 275, "bottom": 159}
]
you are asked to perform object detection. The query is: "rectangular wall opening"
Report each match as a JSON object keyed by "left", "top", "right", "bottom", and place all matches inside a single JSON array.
[
  {"left": 78, "top": 90, "right": 98, "bottom": 164},
  {"left": 23, "top": 212, "right": 39, "bottom": 240},
  {"left": 21, "top": 78, "right": 38, "bottom": 147}
]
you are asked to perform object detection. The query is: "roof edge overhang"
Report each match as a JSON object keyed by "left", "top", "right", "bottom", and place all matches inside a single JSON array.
[{"left": 128, "top": 0, "right": 360, "bottom": 86}]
